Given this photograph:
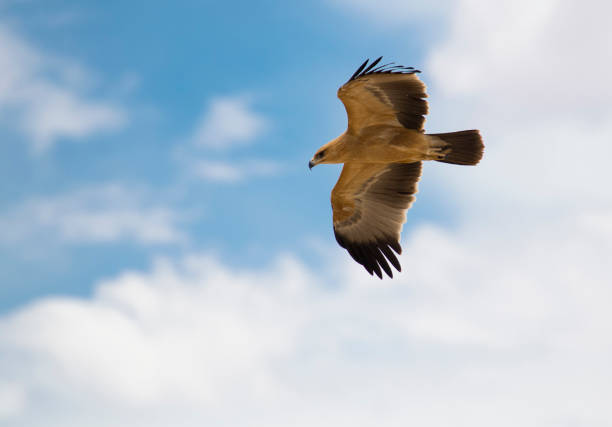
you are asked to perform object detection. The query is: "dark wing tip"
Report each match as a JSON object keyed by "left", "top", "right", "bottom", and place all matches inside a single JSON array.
[
  {"left": 334, "top": 229, "right": 402, "bottom": 279},
  {"left": 349, "top": 58, "right": 370, "bottom": 81},
  {"left": 347, "top": 57, "right": 421, "bottom": 83},
  {"left": 388, "top": 239, "right": 402, "bottom": 255},
  {"left": 362, "top": 56, "right": 382, "bottom": 75}
]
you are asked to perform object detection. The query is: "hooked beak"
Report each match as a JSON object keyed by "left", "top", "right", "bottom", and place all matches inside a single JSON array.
[{"left": 308, "top": 160, "right": 315, "bottom": 170}]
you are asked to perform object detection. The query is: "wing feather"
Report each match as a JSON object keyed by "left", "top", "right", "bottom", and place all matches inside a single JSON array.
[
  {"left": 338, "top": 58, "right": 428, "bottom": 133},
  {"left": 331, "top": 161, "right": 422, "bottom": 278}
]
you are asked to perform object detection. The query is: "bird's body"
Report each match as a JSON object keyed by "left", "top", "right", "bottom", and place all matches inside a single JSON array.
[
  {"left": 320, "top": 127, "right": 432, "bottom": 164},
  {"left": 310, "top": 57, "right": 484, "bottom": 279}
]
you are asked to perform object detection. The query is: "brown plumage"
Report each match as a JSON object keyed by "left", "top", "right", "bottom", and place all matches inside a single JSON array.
[{"left": 309, "top": 57, "right": 484, "bottom": 279}]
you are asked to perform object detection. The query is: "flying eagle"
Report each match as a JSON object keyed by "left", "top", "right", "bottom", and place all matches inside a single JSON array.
[{"left": 309, "top": 57, "right": 484, "bottom": 279}]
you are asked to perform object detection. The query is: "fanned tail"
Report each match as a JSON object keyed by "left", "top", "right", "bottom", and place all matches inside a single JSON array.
[{"left": 428, "top": 130, "right": 484, "bottom": 166}]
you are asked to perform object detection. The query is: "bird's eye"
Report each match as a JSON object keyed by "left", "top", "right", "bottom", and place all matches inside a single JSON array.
[{"left": 317, "top": 150, "right": 326, "bottom": 159}]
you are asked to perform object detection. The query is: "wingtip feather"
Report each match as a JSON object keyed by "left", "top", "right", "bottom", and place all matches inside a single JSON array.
[
  {"left": 362, "top": 56, "right": 383, "bottom": 74},
  {"left": 346, "top": 57, "right": 420, "bottom": 83},
  {"left": 349, "top": 58, "right": 370, "bottom": 81}
]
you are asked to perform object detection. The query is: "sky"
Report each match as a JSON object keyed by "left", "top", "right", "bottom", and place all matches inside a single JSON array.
[{"left": 0, "top": 0, "right": 611, "bottom": 425}]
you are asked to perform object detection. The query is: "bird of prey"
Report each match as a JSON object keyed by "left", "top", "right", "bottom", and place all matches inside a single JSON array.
[{"left": 309, "top": 57, "right": 484, "bottom": 279}]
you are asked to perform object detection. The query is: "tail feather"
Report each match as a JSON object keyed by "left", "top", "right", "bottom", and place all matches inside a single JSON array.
[{"left": 428, "top": 130, "right": 484, "bottom": 166}]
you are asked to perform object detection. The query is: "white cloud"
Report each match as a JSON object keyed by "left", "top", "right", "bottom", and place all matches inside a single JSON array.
[
  {"left": 192, "top": 159, "right": 281, "bottom": 182},
  {"left": 0, "top": 23, "right": 126, "bottom": 152},
  {"left": 427, "top": 0, "right": 612, "bottom": 120},
  {"left": 192, "top": 95, "right": 268, "bottom": 150},
  {"left": 0, "top": 216, "right": 611, "bottom": 426},
  {"left": 0, "top": 184, "right": 186, "bottom": 246},
  {"left": 414, "top": 0, "right": 612, "bottom": 218},
  {"left": 0, "top": 382, "right": 25, "bottom": 419}
]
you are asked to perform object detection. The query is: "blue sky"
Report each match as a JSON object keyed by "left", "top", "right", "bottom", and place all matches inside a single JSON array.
[
  {"left": 1, "top": 0, "right": 612, "bottom": 426},
  {"left": 0, "top": 0, "right": 454, "bottom": 310}
]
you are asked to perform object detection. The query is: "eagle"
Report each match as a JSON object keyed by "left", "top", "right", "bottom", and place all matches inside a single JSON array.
[{"left": 309, "top": 57, "right": 484, "bottom": 279}]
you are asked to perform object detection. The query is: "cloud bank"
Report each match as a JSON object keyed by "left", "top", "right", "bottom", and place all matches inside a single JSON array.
[{"left": 0, "top": 217, "right": 610, "bottom": 426}]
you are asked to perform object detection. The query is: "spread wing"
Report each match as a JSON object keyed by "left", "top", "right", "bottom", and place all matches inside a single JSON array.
[
  {"left": 338, "top": 57, "right": 428, "bottom": 133},
  {"left": 331, "top": 161, "right": 422, "bottom": 278}
]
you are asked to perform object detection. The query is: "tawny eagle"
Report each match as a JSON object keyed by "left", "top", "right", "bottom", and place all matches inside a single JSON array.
[{"left": 309, "top": 57, "right": 484, "bottom": 279}]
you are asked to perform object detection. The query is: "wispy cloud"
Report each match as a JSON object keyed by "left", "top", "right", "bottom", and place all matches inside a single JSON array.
[
  {"left": 182, "top": 95, "right": 276, "bottom": 183},
  {"left": 328, "top": 0, "right": 450, "bottom": 25},
  {"left": 0, "top": 184, "right": 186, "bottom": 246},
  {"left": 192, "top": 159, "right": 281, "bottom": 182},
  {"left": 191, "top": 95, "right": 268, "bottom": 150},
  {"left": 0, "top": 24, "right": 126, "bottom": 152}
]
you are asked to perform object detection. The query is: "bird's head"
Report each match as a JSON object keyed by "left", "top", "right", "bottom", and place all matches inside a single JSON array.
[
  {"left": 309, "top": 147, "right": 328, "bottom": 169},
  {"left": 309, "top": 138, "right": 343, "bottom": 169}
]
